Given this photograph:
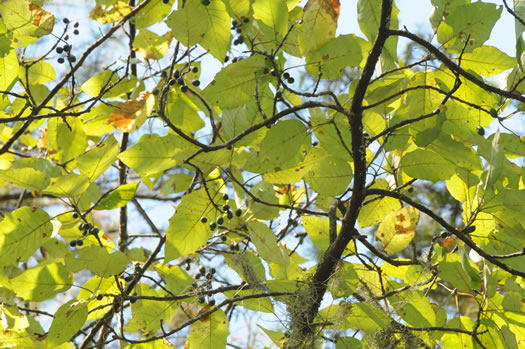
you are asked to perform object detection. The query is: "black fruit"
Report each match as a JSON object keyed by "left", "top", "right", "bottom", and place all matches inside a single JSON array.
[
  {"left": 58, "top": 57, "right": 65, "bottom": 64},
  {"left": 72, "top": 212, "right": 78, "bottom": 219},
  {"left": 163, "top": 0, "right": 170, "bottom": 3},
  {"left": 90, "top": 227, "right": 100, "bottom": 235},
  {"left": 56, "top": 47, "right": 63, "bottom": 54},
  {"left": 209, "top": 268, "right": 216, "bottom": 274},
  {"left": 73, "top": 21, "right": 79, "bottom": 28},
  {"left": 235, "top": 208, "right": 242, "bottom": 217},
  {"left": 181, "top": 85, "right": 189, "bottom": 93},
  {"left": 463, "top": 225, "right": 476, "bottom": 234},
  {"left": 96, "top": 294, "right": 104, "bottom": 301},
  {"left": 227, "top": 210, "right": 233, "bottom": 220},
  {"left": 152, "top": 89, "right": 159, "bottom": 95},
  {"left": 221, "top": 235, "right": 227, "bottom": 241},
  {"left": 64, "top": 34, "right": 69, "bottom": 41},
  {"left": 275, "top": 91, "right": 282, "bottom": 99},
  {"left": 63, "top": 45, "right": 71, "bottom": 52},
  {"left": 209, "top": 298, "right": 216, "bottom": 306},
  {"left": 283, "top": 72, "right": 290, "bottom": 79},
  {"left": 169, "top": 79, "right": 176, "bottom": 86},
  {"left": 192, "top": 66, "right": 198, "bottom": 73},
  {"left": 200, "top": 0, "right": 210, "bottom": 5},
  {"left": 68, "top": 55, "right": 76, "bottom": 63},
  {"left": 199, "top": 265, "right": 206, "bottom": 274},
  {"left": 177, "top": 78, "right": 184, "bottom": 85},
  {"left": 76, "top": 240, "right": 83, "bottom": 246},
  {"left": 224, "top": 56, "right": 229, "bottom": 63},
  {"left": 243, "top": 17, "right": 249, "bottom": 23},
  {"left": 199, "top": 296, "right": 205, "bottom": 303},
  {"left": 192, "top": 80, "right": 200, "bottom": 87},
  {"left": 73, "top": 29, "right": 79, "bottom": 35},
  {"left": 222, "top": 204, "right": 230, "bottom": 211},
  {"left": 490, "top": 108, "right": 498, "bottom": 118},
  {"left": 477, "top": 126, "right": 485, "bottom": 136},
  {"left": 63, "top": 18, "right": 70, "bottom": 24},
  {"left": 287, "top": 77, "right": 295, "bottom": 84},
  {"left": 263, "top": 67, "right": 270, "bottom": 74},
  {"left": 70, "top": 240, "right": 77, "bottom": 247},
  {"left": 173, "top": 69, "right": 181, "bottom": 79},
  {"left": 201, "top": 216, "right": 208, "bottom": 223},
  {"left": 185, "top": 262, "right": 191, "bottom": 271},
  {"left": 222, "top": 193, "right": 229, "bottom": 200},
  {"left": 209, "top": 222, "right": 217, "bottom": 230},
  {"left": 230, "top": 243, "right": 239, "bottom": 251},
  {"left": 216, "top": 216, "right": 224, "bottom": 225}
]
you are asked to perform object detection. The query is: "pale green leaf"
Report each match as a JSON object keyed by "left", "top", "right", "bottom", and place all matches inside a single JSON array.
[
  {"left": 358, "top": 179, "right": 402, "bottom": 228},
  {"left": 376, "top": 207, "right": 419, "bottom": 255},
  {"left": 0, "top": 0, "right": 55, "bottom": 37},
  {"left": 95, "top": 182, "right": 139, "bottom": 210},
  {"left": 133, "top": 29, "right": 171, "bottom": 60},
  {"left": 400, "top": 149, "right": 456, "bottom": 182},
  {"left": 461, "top": 46, "right": 515, "bottom": 77},
  {"left": 77, "top": 136, "right": 119, "bottom": 182},
  {"left": 0, "top": 207, "right": 53, "bottom": 267},
  {"left": 65, "top": 246, "right": 129, "bottom": 277},
  {"left": 248, "top": 221, "right": 288, "bottom": 264},
  {"left": 9, "top": 263, "right": 72, "bottom": 301},
  {"left": 43, "top": 173, "right": 90, "bottom": 198},
  {"left": 19, "top": 59, "right": 55, "bottom": 85},
  {"left": 0, "top": 50, "right": 19, "bottom": 91},
  {"left": 186, "top": 309, "right": 228, "bottom": 349},
  {"left": 47, "top": 300, "right": 88, "bottom": 347},
  {"left": 253, "top": 0, "right": 288, "bottom": 46},
  {"left": 303, "top": 147, "right": 353, "bottom": 196},
  {"left": 301, "top": 0, "right": 339, "bottom": 55}
]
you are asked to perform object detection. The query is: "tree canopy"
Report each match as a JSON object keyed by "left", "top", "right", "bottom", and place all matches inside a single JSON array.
[{"left": 1, "top": 0, "right": 525, "bottom": 348}]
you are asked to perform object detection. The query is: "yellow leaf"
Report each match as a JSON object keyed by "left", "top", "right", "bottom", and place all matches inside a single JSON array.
[
  {"left": 106, "top": 91, "right": 154, "bottom": 132},
  {"left": 90, "top": 1, "right": 132, "bottom": 24},
  {"left": 376, "top": 207, "right": 419, "bottom": 255}
]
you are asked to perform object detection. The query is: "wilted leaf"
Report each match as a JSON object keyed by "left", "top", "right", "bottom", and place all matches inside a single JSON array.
[{"left": 106, "top": 91, "right": 154, "bottom": 132}]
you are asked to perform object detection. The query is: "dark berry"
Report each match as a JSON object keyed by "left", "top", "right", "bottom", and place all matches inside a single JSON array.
[
  {"left": 63, "top": 18, "right": 70, "bottom": 24},
  {"left": 73, "top": 21, "right": 79, "bottom": 28},
  {"left": 130, "top": 298, "right": 137, "bottom": 303},
  {"left": 232, "top": 20, "right": 238, "bottom": 27},
  {"left": 200, "top": 0, "right": 210, "bottom": 5},
  {"left": 78, "top": 223, "right": 84, "bottom": 231},
  {"left": 185, "top": 262, "right": 191, "bottom": 271},
  {"left": 73, "top": 29, "right": 79, "bottom": 35},
  {"left": 224, "top": 56, "right": 229, "bottom": 63},
  {"left": 169, "top": 79, "right": 176, "bottom": 86},
  {"left": 222, "top": 204, "right": 230, "bottom": 211},
  {"left": 72, "top": 212, "right": 78, "bottom": 219},
  {"left": 209, "top": 222, "right": 217, "bottom": 230},
  {"left": 230, "top": 243, "right": 239, "bottom": 251},
  {"left": 195, "top": 273, "right": 202, "bottom": 279},
  {"left": 70, "top": 240, "right": 77, "bottom": 247},
  {"left": 56, "top": 47, "right": 63, "bottom": 54},
  {"left": 173, "top": 69, "right": 181, "bottom": 79},
  {"left": 221, "top": 235, "right": 227, "bottom": 242},
  {"left": 68, "top": 55, "right": 76, "bottom": 63},
  {"left": 275, "top": 91, "right": 282, "bottom": 99},
  {"left": 235, "top": 208, "right": 242, "bottom": 217},
  {"left": 477, "top": 126, "right": 485, "bottom": 136},
  {"left": 134, "top": 264, "right": 141, "bottom": 272},
  {"left": 199, "top": 265, "right": 206, "bottom": 274},
  {"left": 58, "top": 57, "right": 65, "bottom": 64},
  {"left": 287, "top": 77, "right": 295, "bottom": 84},
  {"left": 201, "top": 216, "right": 208, "bottom": 223},
  {"left": 192, "top": 66, "right": 198, "bottom": 73},
  {"left": 96, "top": 294, "right": 104, "bottom": 301},
  {"left": 177, "top": 78, "right": 184, "bottom": 85},
  {"left": 236, "top": 27, "right": 242, "bottom": 34},
  {"left": 76, "top": 239, "right": 83, "bottom": 246},
  {"left": 222, "top": 193, "right": 229, "bottom": 200},
  {"left": 192, "top": 80, "right": 200, "bottom": 87},
  {"left": 408, "top": 187, "right": 414, "bottom": 193},
  {"left": 216, "top": 216, "right": 224, "bottom": 225},
  {"left": 199, "top": 296, "right": 205, "bottom": 303},
  {"left": 181, "top": 85, "right": 189, "bottom": 93},
  {"left": 152, "top": 89, "right": 159, "bottom": 95},
  {"left": 90, "top": 227, "right": 100, "bottom": 235},
  {"left": 243, "top": 17, "right": 249, "bottom": 23},
  {"left": 227, "top": 210, "right": 233, "bottom": 220},
  {"left": 283, "top": 72, "right": 290, "bottom": 79},
  {"left": 163, "top": 0, "right": 169, "bottom": 3},
  {"left": 63, "top": 45, "right": 71, "bottom": 52},
  {"left": 263, "top": 67, "right": 270, "bottom": 74},
  {"left": 209, "top": 298, "right": 216, "bottom": 306},
  {"left": 64, "top": 34, "right": 69, "bottom": 41},
  {"left": 209, "top": 268, "right": 216, "bottom": 274},
  {"left": 490, "top": 108, "right": 498, "bottom": 118}
]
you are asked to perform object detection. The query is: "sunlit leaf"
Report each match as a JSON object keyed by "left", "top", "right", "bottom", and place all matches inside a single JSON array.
[
  {"left": 9, "top": 263, "right": 72, "bottom": 301},
  {"left": 376, "top": 207, "right": 419, "bottom": 255},
  {"left": 90, "top": 1, "right": 132, "bottom": 23},
  {"left": 95, "top": 182, "right": 139, "bottom": 210},
  {"left": 106, "top": 91, "right": 155, "bottom": 132},
  {"left": 65, "top": 246, "right": 129, "bottom": 277}
]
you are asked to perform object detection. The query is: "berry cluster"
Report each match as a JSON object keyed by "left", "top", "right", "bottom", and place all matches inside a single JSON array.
[{"left": 56, "top": 18, "right": 79, "bottom": 64}]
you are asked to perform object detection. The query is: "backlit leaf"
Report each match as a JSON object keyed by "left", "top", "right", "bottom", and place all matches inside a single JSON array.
[
  {"left": 376, "top": 207, "right": 419, "bottom": 255},
  {"left": 106, "top": 91, "right": 155, "bottom": 132}
]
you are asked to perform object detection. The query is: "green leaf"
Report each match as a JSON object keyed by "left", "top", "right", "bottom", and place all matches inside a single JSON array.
[
  {"left": 303, "top": 146, "right": 353, "bottom": 196},
  {"left": 77, "top": 276, "right": 122, "bottom": 321},
  {"left": 9, "top": 263, "right": 72, "bottom": 301},
  {"left": 358, "top": 179, "right": 402, "bottom": 228},
  {"left": 461, "top": 46, "right": 515, "bottom": 77},
  {"left": 400, "top": 148, "right": 456, "bottom": 182},
  {"left": 47, "top": 300, "right": 88, "bottom": 347},
  {"left": 224, "top": 289, "right": 275, "bottom": 313},
  {"left": 155, "top": 264, "right": 194, "bottom": 294},
  {"left": 125, "top": 283, "right": 179, "bottom": 336},
  {"left": 134, "top": 0, "right": 173, "bottom": 29},
  {"left": 436, "top": 2, "right": 502, "bottom": 53},
  {"left": 118, "top": 134, "right": 192, "bottom": 177},
  {"left": 0, "top": 207, "right": 53, "bottom": 267},
  {"left": 43, "top": 173, "right": 90, "bottom": 198},
  {"left": 65, "top": 246, "right": 129, "bottom": 277},
  {"left": 0, "top": 166, "right": 49, "bottom": 191},
  {"left": 259, "top": 119, "right": 310, "bottom": 172},
  {"left": 166, "top": 0, "right": 231, "bottom": 60},
  {"left": 165, "top": 189, "right": 213, "bottom": 260},
  {"left": 19, "top": 59, "right": 55, "bottom": 85},
  {"left": 442, "top": 316, "right": 475, "bottom": 349},
  {"left": 186, "top": 309, "right": 228, "bottom": 349},
  {"left": 133, "top": 29, "right": 171, "bottom": 60},
  {"left": 0, "top": 0, "right": 55, "bottom": 37},
  {"left": 95, "top": 182, "right": 139, "bottom": 210},
  {"left": 247, "top": 221, "right": 288, "bottom": 264},
  {"left": 203, "top": 56, "right": 266, "bottom": 109},
  {"left": 47, "top": 117, "right": 88, "bottom": 163},
  {"left": 439, "top": 253, "right": 480, "bottom": 292},
  {"left": 253, "top": 0, "right": 288, "bottom": 46},
  {"left": 0, "top": 50, "right": 19, "bottom": 91},
  {"left": 77, "top": 136, "right": 119, "bottom": 182},
  {"left": 300, "top": 0, "right": 339, "bottom": 55},
  {"left": 225, "top": 251, "right": 266, "bottom": 284},
  {"left": 306, "top": 34, "right": 370, "bottom": 79}
]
